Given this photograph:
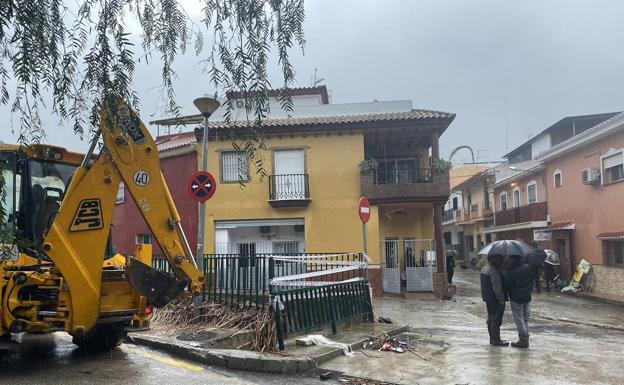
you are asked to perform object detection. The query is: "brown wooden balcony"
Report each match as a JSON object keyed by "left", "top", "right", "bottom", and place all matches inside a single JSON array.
[
  {"left": 481, "top": 201, "right": 493, "bottom": 217},
  {"left": 495, "top": 201, "right": 548, "bottom": 226},
  {"left": 268, "top": 174, "right": 311, "bottom": 208},
  {"left": 360, "top": 168, "right": 450, "bottom": 204}
]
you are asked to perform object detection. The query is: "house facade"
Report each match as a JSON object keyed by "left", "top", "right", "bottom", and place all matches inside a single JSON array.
[
  {"left": 442, "top": 165, "right": 489, "bottom": 260},
  {"left": 538, "top": 112, "right": 624, "bottom": 296},
  {"left": 486, "top": 161, "right": 548, "bottom": 247},
  {"left": 484, "top": 112, "right": 619, "bottom": 250},
  {"left": 452, "top": 169, "right": 495, "bottom": 261},
  {"left": 151, "top": 86, "right": 456, "bottom": 296}
]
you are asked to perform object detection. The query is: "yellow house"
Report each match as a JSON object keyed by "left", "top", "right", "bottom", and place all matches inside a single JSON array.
[{"left": 152, "top": 87, "right": 455, "bottom": 296}]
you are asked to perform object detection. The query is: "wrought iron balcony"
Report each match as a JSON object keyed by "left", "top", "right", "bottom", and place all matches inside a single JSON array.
[
  {"left": 443, "top": 208, "right": 455, "bottom": 223},
  {"left": 375, "top": 168, "right": 433, "bottom": 184},
  {"left": 268, "top": 174, "right": 311, "bottom": 208}
]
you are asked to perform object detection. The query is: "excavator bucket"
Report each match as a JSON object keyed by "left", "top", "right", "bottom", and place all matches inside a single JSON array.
[{"left": 126, "top": 257, "right": 189, "bottom": 307}]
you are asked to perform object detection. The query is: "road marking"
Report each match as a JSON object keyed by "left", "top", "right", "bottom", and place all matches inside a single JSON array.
[{"left": 122, "top": 346, "right": 204, "bottom": 372}]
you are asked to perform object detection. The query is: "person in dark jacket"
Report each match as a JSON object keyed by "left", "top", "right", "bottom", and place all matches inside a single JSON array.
[
  {"left": 446, "top": 251, "right": 456, "bottom": 284},
  {"left": 503, "top": 255, "right": 533, "bottom": 348},
  {"left": 480, "top": 254, "right": 508, "bottom": 346}
]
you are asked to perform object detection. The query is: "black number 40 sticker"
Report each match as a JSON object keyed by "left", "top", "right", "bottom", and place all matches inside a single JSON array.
[{"left": 133, "top": 170, "right": 150, "bottom": 186}]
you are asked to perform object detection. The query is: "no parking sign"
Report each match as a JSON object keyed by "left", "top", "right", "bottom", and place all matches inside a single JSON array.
[{"left": 188, "top": 171, "right": 217, "bottom": 202}]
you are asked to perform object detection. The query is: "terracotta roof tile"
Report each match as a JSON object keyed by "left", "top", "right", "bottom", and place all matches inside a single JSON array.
[
  {"left": 155, "top": 132, "right": 196, "bottom": 152},
  {"left": 207, "top": 109, "right": 455, "bottom": 130},
  {"left": 596, "top": 231, "right": 624, "bottom": 240},
  {"left": 549, "top": 221, "right": 575, "bottom": 230}
]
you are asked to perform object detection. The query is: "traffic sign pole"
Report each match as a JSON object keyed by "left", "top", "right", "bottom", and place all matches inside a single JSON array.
[
  {"left": 358, "top": 197, "right": 371, "bottom": 256},
  {"left": 362, "top": 221, "right": 368, "bottom": 256},
  {"left": 196, "top": 113, "right": 209, "bottom": 283}
]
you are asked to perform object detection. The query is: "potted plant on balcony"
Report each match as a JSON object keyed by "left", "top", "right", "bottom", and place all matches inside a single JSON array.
[
  {"left": 432, "top": 158, "right": 452, "bottom": 175},
  {"left": 359, "top": 158, "right": 378, "bottom": 172}
]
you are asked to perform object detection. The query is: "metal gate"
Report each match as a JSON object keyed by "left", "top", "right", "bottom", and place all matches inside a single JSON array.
[
  {"left": 381, "top": 239, "right": 401, "bottom": 294},
  {"left": 405, "top": 239, "right": 435, "bottom": 291}
]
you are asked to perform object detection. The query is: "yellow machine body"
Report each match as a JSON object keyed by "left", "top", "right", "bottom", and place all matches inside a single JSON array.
[{"left": 0, "top": 103, "right": 203, "bottom": 347}]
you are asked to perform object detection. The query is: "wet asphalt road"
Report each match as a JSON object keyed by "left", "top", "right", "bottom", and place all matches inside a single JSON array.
[
  {"left": 321, "top": 269, "right": 624, "bottom": 385},
  {"left": 0, "top": 333, "right": 326, "bottom": 385}
]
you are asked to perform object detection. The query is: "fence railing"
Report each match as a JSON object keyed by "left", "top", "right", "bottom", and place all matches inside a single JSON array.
[
  {"left": 443, "top": 208, "right": 454, "bottom": 222},
  {"left": 269, "top": 174, "right": 310, "bottom": 200},
  {"left": 375, "top": 168, "right": 433, "bottom": 184},
  {"left": 151, "top": 252, "right": 367, "bottom": 308},
  {"left": 273, "top": 279, "right": 373, "bottom": 349}
]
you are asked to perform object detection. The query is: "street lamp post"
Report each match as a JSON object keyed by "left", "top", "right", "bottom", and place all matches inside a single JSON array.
[{"left": 193, "top": 97, "right": 221, "bottom": 280}]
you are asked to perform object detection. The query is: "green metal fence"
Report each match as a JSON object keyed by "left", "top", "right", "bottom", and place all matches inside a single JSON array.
[
  {"left": 272, "top": 279, "right": 374, "bottom": 350},
  {"left": 151, "top": 253, "right": 368, "bottom": 310}
]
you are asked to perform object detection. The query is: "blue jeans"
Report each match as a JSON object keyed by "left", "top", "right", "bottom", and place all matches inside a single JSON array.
[{"left": 510, "top": 301, "right": 530, "bottom": 340}]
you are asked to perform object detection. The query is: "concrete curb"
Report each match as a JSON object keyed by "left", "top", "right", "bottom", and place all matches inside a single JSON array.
[
  {"left": 128, "top": 324, "right": 409, "bottom": 374},
  {"left": 128, "top": 334, "right": 316, "bottom": 374}
]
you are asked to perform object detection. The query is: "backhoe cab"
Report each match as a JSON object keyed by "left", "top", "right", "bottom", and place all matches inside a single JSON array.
[{"left": 0, "top": 103, "right": 204, "bottom": 349}]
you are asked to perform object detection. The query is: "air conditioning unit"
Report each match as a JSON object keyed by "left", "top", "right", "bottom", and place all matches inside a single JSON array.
[
  {"left": 581, "top": 167, "right": 600, "bottom": 185},
  {"left": 260, "top": 225, "right": 277, "bottom": 238}
]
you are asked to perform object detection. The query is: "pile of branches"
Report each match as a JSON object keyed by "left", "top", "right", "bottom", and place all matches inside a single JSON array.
[{"left": 150, "top": 296, "right": 278, "bottom": 353}]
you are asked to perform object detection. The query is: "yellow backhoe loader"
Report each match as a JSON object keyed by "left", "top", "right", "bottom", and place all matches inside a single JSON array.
[{"left": 0, "top": 102, "right": 204, "bottom": 349}]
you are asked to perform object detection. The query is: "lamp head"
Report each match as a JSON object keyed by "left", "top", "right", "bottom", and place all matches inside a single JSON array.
[{"left": 193, "top": 97, "right": 221, "bottom": 117}]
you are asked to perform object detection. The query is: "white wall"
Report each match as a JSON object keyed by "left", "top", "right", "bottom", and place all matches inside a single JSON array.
[
  {"left": 531, "top": 133, "right": 551, "bottom": 159},
  {"left": 215, "top": 225, "right": 305, "bottom": 254}
]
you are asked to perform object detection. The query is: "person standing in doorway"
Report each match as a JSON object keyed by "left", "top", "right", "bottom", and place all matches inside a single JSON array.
[
  {"left": 480, "top": 254, "right": 508, "bottom": 346},
  {"left": 504, "top": 255, "right": 532, "bottom": 348},
  {"left": 446, "top": 250, "right": 456, "bottom": 284}
]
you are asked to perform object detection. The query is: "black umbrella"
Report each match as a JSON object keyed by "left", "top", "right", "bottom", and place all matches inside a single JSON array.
[
  {"left": 525, "top": 249, "right": 548, "bottom": 267},
  {"left": 478, "top": 240, "right": 536, "bottom": 258}
]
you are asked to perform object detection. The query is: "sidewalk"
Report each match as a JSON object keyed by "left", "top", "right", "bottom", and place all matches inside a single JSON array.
[{"left": 129, "top": 320, "right": 407, "bottom": 374}]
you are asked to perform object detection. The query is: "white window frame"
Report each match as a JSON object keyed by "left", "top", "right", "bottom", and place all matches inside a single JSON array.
[
  {"left": 499, "top": 192, "right": 508, "bottom": 211},
  {"left": 512, "top": 187, "right": 521, "bottom": 208},
  {"left": 220, "top": 150, "right": 249, "bottom": 183},
  {"left": 115, "top": 182, "right": 125, "bottom": 204},
  {"left": 526, "top": 180, "right": 538, "bottom": 204},
  {"left": 600, "top": 149, "right": 624, "bottom": 185},
  {"left": 553, "top": 169, "right": 562, "bottom": 188},
  {"left": 135, "top": 233, "right": 152, "bottom": 245}
]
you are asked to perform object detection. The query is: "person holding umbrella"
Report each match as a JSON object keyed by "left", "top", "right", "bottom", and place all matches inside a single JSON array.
[
  {"left": 503, "top": 254, "right": 533, "bottom": 348},
  {"left": 478, "top": 240, "right": 537, "bottom": 347},
  {"left": 479, "top": 253, "right": 508, "bottom": 346}
]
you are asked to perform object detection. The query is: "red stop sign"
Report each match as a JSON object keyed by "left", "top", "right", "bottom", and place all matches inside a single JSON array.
[
  {"left": 358, "top": 197, "right": 370, "bottom": 223},
  {"left": 188, "top": 171, "right": 217, "bottom": 202}
]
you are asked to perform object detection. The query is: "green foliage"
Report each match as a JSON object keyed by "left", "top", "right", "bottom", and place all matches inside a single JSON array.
[
  {"left": 0, "top": 0, "right": 306, "bottom": 151},
  {"left": 432, "top": 158, "right": 452, "bottom": 173},
  {"left": 358, "top": 159, "right": 378, "bottom": 172}
]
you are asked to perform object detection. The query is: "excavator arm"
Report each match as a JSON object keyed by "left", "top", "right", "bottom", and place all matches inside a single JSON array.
[{"left": 42, "top": 102, "right": 204, "bottom": 337}]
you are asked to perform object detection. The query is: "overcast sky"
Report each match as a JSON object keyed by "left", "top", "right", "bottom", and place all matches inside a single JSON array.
[{"left": 2, "top": 0, "right": 624, "bottom": 163}]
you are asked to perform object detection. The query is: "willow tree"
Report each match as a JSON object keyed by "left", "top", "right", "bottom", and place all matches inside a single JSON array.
[{"left": 0, "top": 0, "right": 306, "bottom": 145}]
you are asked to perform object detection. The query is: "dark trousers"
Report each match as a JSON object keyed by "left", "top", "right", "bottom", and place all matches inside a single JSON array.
[
  {"left": 486, "top": 301, "right": 505, "bottom": 342},
  {"left": 544, "top": 264, "right": 555, "bottom": 291},
  {"left": 447, "top": 268, "right": 454, "bottom": 284},
  {"left": 532, "top": 266, "right": 541, "bottom": 293},
  {"left": 486, "top": 301, "right": 504, "bottom": 328}
]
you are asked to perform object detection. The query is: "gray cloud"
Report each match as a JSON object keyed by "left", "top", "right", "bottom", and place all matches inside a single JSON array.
[{"left": 2, "top": 0, "right": 624, "bottom": 164}]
